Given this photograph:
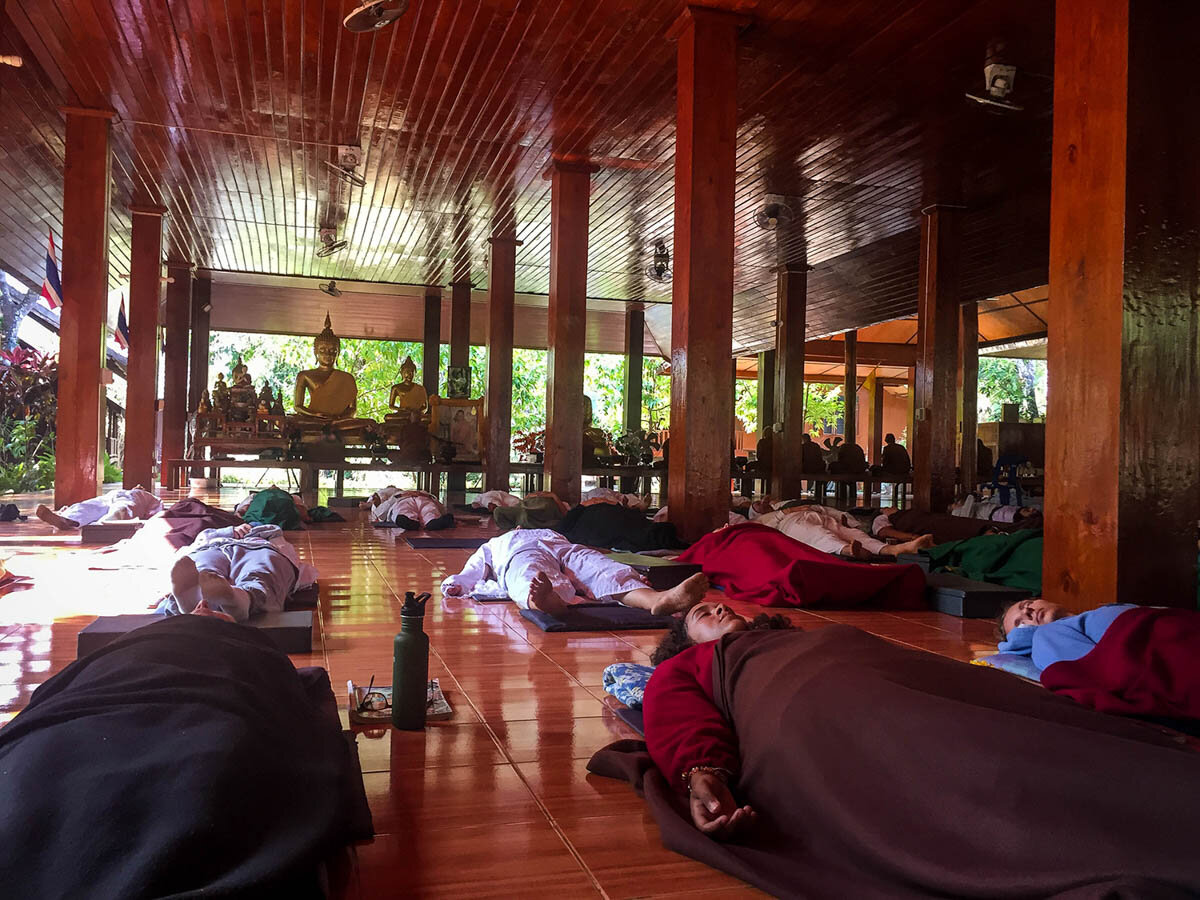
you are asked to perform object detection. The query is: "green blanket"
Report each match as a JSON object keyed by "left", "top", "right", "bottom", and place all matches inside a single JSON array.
[
  {"left": 922, "top": 530, "right": 1043, "bottom": 593},
  {"left": 242, "top": 487, "right": 301, "bottom": 530}
]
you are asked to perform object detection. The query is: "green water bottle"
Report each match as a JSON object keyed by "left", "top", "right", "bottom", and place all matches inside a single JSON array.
[{"left": 391, "top": 591, "right": 430, "bottom": 731}]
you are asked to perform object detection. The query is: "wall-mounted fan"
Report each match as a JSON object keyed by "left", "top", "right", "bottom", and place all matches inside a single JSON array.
[
  {"left": 319, "top": 280, "right": 343, "bottom": 297},
  {"left": 316, "top": 229, "right": 348, "bottom": 258},
  {"left": 344, "top": 0, "right": 409, "bottom": 33},
  {"left": 966, "top": 41, "right": 1024, "bottom": 113},
  {"left": 645, "top": 239, "right": 672, "bottom": 284},
  {"left": 755, "top": 195, "right": 794, "bottom": 230},
  {"left": 325, "top": 145, "right": 367, "bottom": 187}
]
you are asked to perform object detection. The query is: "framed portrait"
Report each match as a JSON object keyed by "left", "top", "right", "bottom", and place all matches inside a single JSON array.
[
  {"left": 428, "top": 396, "right": 483, "bottom": 462},
  {"left": 446, "top": 365, "right": 471, "bottom": 399}
]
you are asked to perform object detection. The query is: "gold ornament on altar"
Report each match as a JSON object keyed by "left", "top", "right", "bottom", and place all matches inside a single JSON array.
[
  {"left": 197, "top": 389, "right": 212, "bottom": 414},
  {"left": 213, "top": 373, "right": 231, "bottom": 412},
  {"left": 290, "top": 312, "right": 374, "bottom": 433},
  {"left": 384, "top": 354, "right": 430, "bottom": 424}
]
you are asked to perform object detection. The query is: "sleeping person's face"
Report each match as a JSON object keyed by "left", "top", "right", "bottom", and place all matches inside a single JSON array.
[
  {"left": 685, "top": 602, "right": 748, "bottom": 644},
  {"left": 1002, "top": 597, "right": 1069, "bottom": 636}
]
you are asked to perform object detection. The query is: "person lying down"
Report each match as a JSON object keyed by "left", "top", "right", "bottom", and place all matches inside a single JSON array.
[
  {"left": 363, "top": 486, "right": 454, "bottom": 530},
  {"left": 751, "top": 501, "right": 932, "bottom": 558},
  {"left": 35, "top": 486, "right": 162, "bottom": 530},
  {"left": 158, "top": 522, "right": 319, "bottom": 622},
  {"left": 441, "top": 528, "right": 708, "bottom": 616},
  {"left": 608, "top": 610, "right": 1200, "bottom": 897}
]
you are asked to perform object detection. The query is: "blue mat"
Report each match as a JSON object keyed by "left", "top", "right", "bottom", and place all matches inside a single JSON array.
[{"left": 519, "top": 603, "right": 674, "bottom": 632}]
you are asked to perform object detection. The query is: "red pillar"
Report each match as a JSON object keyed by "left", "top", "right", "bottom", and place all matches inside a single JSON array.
[
  {"left": 544, "top": 162, "right": 592, "bottom": 506},
  {"left": 123, "top": 205, "right": 165, "bottom": 490},
  {"left": 1045, "top": 0, "right": 1200, "bottom": 610},
  {"left": 668, "top": 6, "right": 744, "bottom": 539},
  {"left": 912, "top": 205, "right": 961, "bottom": 513},
  {"left": 958, "top": 300, "right": 979, "bottom": 490},
  {"left": 447, "top": 278, "right": 473, "bottom": 500},
  {"left": 772, "top": 263, "right": 807, "bottom": 499},
  {"left": 54, "top": 108, "right": 114, "bottom": 506},
  {"left": 160, "top": 262, "right": 193, "bottom": 487},
  {"left": 485, "top": 232, "right": 519, "bottom": 491},
  {"left": 422, "top": 288, "right": 442, "bottom": 397},
  {"left": 866, "top": 371, "right": 885, "bottom": 466}
]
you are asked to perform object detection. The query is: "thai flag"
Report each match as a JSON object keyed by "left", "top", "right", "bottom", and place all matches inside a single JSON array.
[
  {"left": 114, "top": 295, "right": 129, "bottom": 351},
  {"left": 40, "top": 231, "right": 62, "bottom": 310}
]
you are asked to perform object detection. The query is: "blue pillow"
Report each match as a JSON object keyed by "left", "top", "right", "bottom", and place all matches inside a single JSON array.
[{"left": 602, "top": 662, "right": 656, "bottom": 708}]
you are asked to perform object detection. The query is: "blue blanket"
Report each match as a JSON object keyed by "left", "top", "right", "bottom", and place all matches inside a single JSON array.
[{"left": 602, "top": 662, "right": 655, "bottom": 708}]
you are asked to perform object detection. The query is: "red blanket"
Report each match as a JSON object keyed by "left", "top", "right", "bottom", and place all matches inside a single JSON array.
[
  {"left": 677, "top": 522, "right": 925, "bottom": 609},
  {"left": 1042, "top": 606, "right": 1200, "bottom": 720}
]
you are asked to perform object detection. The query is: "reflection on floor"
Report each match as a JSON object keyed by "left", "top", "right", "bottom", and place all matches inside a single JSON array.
[{"left": 0, "top": 488, "right": 999, "bottom": 898}]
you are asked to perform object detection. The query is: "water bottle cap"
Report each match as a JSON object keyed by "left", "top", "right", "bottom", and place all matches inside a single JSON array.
[{"left": 401, "top": 591, "right": 430, "bottom": 617}]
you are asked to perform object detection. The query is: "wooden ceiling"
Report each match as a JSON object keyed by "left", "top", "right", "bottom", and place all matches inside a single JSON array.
[{"left": 0, "top": 0, "right": 1054, "bottom": 354}]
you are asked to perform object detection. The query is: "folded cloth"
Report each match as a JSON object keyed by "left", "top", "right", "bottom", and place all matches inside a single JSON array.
[
  {"left": 921, "top": 529, "right": 1043, "bottom": 592},
  {"left": 971, "top": 653, "right": 1043, "bottom": 681},
  {"left": 603, "top": 662, "right": 656, "bottom": 708}
]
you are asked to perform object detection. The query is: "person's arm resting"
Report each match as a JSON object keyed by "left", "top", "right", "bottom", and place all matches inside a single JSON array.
[{"left": 441, "top": 546, "right": 490, "bottom": 596}]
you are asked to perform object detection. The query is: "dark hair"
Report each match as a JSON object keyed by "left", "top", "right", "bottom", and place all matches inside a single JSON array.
[
  {"left": 650, "top": 612, "right": 795, "bottom": 666},
  {"left": 885, "top": 433, "right": 895, "bottom": 443},
  {"left": 994, "top": 597, "right": 1023, "bottom": 642}
]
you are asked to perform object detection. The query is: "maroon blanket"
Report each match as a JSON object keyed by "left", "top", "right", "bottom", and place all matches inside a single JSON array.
[
  {"left": 589, "top": 627, "right": 1200, "bottom": 898},
  {"left": 677, "top": 521, "right": 925, "bottom": 609},
  {"left": 1042, "top": 606, "right": 1200, "bottom": 721},
  {"left": 154, "top": 498, "right": 244, "bottom": 548}
]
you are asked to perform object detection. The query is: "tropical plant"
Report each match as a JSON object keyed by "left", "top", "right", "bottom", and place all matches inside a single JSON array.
[
  {"left": 978, "top": 358, "right": 1047, "bottom": 422},
  {"left": 0, "top": 347, "right": 58, "bottom": 492}
]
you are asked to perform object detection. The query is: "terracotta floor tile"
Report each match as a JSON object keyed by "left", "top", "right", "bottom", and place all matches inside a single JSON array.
[
  {"left": 515, "top": 758, "right": 647, "bottom": 820},
  {"left": 355, "top": 722, "right": 505, "bottom": 771},
  {"left": 362, "top": 763, "right": 545, "bottom": 833},
  {"left": 491, "top": 714, "right": 638, "bottom": 765}
]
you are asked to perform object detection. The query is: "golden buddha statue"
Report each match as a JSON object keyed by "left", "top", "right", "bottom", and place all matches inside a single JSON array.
[
  {"left": 583, "top": 395, "right": 609, "bottom": 461},
  {"left": 384, "top": 355, "right": 430, "bottom": 424},
  {"left": 290, "top": 313, "right": 375, "bottom": 433},
  {"left": 212, "top": 373, "right": 230, "bottom": 412}
]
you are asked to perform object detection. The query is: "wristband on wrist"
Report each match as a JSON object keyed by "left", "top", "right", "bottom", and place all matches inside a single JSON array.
[{"left": 682, "top": 765, "right": 731, "bottom": 789}]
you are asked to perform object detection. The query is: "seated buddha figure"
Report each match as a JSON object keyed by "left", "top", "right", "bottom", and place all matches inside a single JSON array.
[
  {"left": 582, "top": 395, "right": 610, "bottom": 462},
  {"left": 384, "top": 355, "right": 430, "bottom": 425},
  {"left": 290, "top": 313, "right": 375, "bottom": 434}
]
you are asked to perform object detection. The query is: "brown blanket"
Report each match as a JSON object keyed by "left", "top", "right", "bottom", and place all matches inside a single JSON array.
[{"left": 589, "top": 627, "right": 1200, "bottom": 898}]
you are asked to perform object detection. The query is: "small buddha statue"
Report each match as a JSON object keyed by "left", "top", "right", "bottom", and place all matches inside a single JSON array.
[
  {"left": 232, "top": 355, "right": 252, "bottom": 387},
  {"left": 197, "top": 389, "right": 212, "bottom": 414},
  {"left": 212, "top": 373, "right": 231, "bottom": 412},
  {"left": 258, "top": 382, "right": 274, "bottom": 415},
  {"left": 582, "top": 395, "right": 609, "bottom": 461},
  {"left": 384, "top": 355, "right": 430, "bottom": 424},
  {"left": 290, "top": 312, "right": 375, "bottom": 432}
]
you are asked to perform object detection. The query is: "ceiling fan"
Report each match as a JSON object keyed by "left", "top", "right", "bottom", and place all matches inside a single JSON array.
[
  {"left": 755, "top": 195, "right": 794, "bottom": 231},
  {"left": 965, "top": 41, "right": 1024, "bottom": 113},
  {"left": 343, "top": 0, "right": 409, "bottom": 33},
  {"left": 316, "top": 229, "right": 348, "bottom": 259},
  {"left": 319, "top": 280, "right": 343, "bottom": 297}
]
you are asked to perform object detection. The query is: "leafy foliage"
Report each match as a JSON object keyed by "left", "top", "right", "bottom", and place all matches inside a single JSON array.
[
  {"left": 0, "top": 347, "right": 58, "bottom": 491},
  {"left": 978, "top": 358, "right": 1046, "bottom": 422}
]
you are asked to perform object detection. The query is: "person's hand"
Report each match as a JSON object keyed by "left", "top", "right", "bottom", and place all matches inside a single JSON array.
[
  {"left": 232, "top": 523, "right": 252, "bottom": 538},
  {"left": 688, "top": 772, "right": 756, "bottom": 839},
  {"left": 443, "top": 583, "right": 464, "bottom": 597}
]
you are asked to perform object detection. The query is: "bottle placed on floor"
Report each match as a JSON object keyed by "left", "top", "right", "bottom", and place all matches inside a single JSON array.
[{"left": 391, "top": 591, "right": 430, "bottom": 730}]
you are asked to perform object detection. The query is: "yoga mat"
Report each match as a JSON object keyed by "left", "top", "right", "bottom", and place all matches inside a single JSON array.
[
  {"left": 614, "top": 706, "right": 645, "bottom": 736},
  {"left": 519, "top": 603, "right": 673, "bottom": 632},
  {"left": 406, "top": 536, "right": 489, "bottom": 549},
  {"left": 470, "top": 592, "right": 511, "bottom": 603},
  {"left": 286, "top": 583, "right": 320, "bottom": 610}
]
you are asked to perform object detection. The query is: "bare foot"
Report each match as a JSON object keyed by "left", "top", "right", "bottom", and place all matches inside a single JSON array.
[
  {"left": 842, "top": 540, "right": 872, "bottom": 560},
  {"left": 35, "top": 505, "right": 78, "bottom": 530},
  {"left": 527, "top": 571, "right": 569, "bottom": 616},
  {"left": 650, "top": 573, "right": 710, "bottom": 616},
  {"left": 885, "top": 534, "right": 935, "bottom": 555},
  {"left": 170, "top": 555, "right": 201, "bottom": 612}
]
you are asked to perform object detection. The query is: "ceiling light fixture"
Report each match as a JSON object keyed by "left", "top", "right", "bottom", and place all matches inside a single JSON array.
[
  {"left": 645, "top": 239, "right": 672, "bottom": 284},
  {"left": 343, "top": 0, "right": 409, "bottom": 33}
]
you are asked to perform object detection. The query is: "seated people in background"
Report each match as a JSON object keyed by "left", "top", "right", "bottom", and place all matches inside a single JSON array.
[
  {"left": 441, "top": 528, "right": 708, "bottom": 616},
  {"left": 676, "top": 521, "right": 925, "bottom": 610},
  {"left": 755, "top": 503, "right": 932, "bottom": 558},
  {"left": 996, "top": 597, "right": 1200, "bottom": 721},
  {"left": 363, "top": 486, "right": 454, "bottom": 530},
  {"left": 873, "top": 433, "right": 911, "bottom": 477},
  {"left": 829, "top": 440, "right": 868, "bottom": 475},
  {"left": 623, "top": 619, "right": 1200, "bottom": 898},
  {"left": 581, "top": 487, "right": 650, "bottom": 510},
  {"left": 35, "top": 486, "right": 162, "bottom": 530},
  {"left": 472, "top": 490, "right": 522, "bottom": 511},
  {"left": 160, "top": 522, "right": 318, "bottom": 622},
  {"left": 799, "top": 433, "right": 826, "bottom": 473},
  {"left": 493, "top": 492, "right": 569, "bottom": 531}
]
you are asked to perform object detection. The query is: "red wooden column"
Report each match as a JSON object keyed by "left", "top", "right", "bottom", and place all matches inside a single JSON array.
[
  {"left": 422, "top": 288, "right": 442, "bottom": 397},
  {"left": 865, "top": 371, "right": 884, "bottom": 466},
  {"left": 958, "top": 299, "right": 979, "bottom": 491},
  {"left": 912, "top": 204, "right": 962, "bottom": 513},
  {"left": 447, "top": 279, "right": 473, "bottom": 501},
  {"left": 772, "top": 263, "right": 807, "bottom": 499},
  {"left": 123, "top": 205, "right": 165, "bottom": 489},
  {"left": 159, "top": 262, "right": 193, "bottom": 487},
  {"left": 54, "top": 107, "right": 114, "bottom": 506},
  {"left": 842, "top": 331, "right": 857, "bottom": 446},
  {"left": 484, "top": 232, "right": 519, "bottom": 491},
  {"left": 1046, "top": 0, "right": 1200, "bottom": 610},
  {"left": 668, "top": 5, "right": 744, "bottom": 538},
  {"left": 544, "top": 161, "right": 592, "bottom": 506}
]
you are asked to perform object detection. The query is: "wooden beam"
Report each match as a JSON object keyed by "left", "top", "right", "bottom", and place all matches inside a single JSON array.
[
  {"left": 189, "top": 279, "right": 211, "bottom": 414},
  {"left": 1045, "top": 0, "right": 1200, "bottom": 610},
  {"left": 449, "top": 280, "right": 471, "bottom": 371},
  {"left": 621, "top": 306, "right": 645, "bottom": 493},
  {"left": 958, "top": 300, "right": 979, "bottom": 490},
  {"left": 422, "top": 289, "right": 441, "bottom": 398},
  {"left": 772, "top": 263, "right": 807, "bottom": 499},
  {"left": 865, "top": 370, "right": 885, "bottom": 465},
  {"left": 757, "top": 349, "right": 776, "bottom": 432},
  {"left": 544, "top": 162, "right": 592, "bottom": 505},
  {"left": 123, "top": 205, "right": 164, "bottom": 490},
  {"left": 484, "top": 232, "right": 519, "bottom": 491},
  {"left": 55, "top": 108, "right": 113, "bottom": 506},
  {"left": 843, "top": 330, "right": 858, "bottom": 445},
  {"left": 159, "top": 262, "right": 193, "bottom": 487},
  {"left": 803, "top": 339, "right": 916, "bottom": 368},
  {"left": 668, "top": 5, "right": 743, "bottom": 539}
]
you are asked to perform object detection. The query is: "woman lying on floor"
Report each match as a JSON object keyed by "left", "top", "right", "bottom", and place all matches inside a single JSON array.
[
  {"left": 750, "top": 500, "right": 932, "bottom": 558},
  {"left": 598, "top": 609, "right": 1200, "bottom": 897},
  {"left": 441, "top": 528, "right": 708, "bottom": 616},
  {"left": 676, "top": 521, "right": 926, "bottom": 609},
  {"left": 35, "top": 485, "right": 162, "bottom": 530},
  {"left": 363, "top": 486, "right": 454, "bottom": 530},
  {"left": 997, "top": 596, "right": 1200, "bottom": 722},
  {"left": 0, "top": 616, "right": 371, "bottom": 897},
  {"left": 159, "top": 522, "right": 318, "bottom": 622}
]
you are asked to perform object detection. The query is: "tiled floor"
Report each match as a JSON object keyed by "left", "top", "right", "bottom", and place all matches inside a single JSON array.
[{"left": 0, "top": 488, "right": 1000, "bottom": 897}]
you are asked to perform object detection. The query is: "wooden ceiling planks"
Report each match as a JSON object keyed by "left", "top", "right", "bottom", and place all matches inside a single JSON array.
[{"left": 0, "top": 0, "right": 1053, "bottom": 353}]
